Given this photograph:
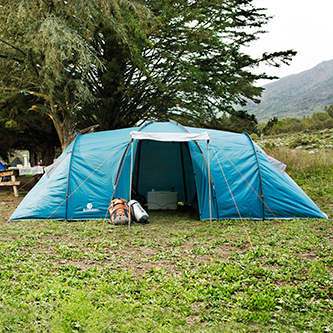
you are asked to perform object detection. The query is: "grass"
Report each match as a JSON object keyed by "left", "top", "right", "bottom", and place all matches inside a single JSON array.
[
  {"left": 0, "top": 145, "right": 333, "bottom": 332},
  {"left": 265, "top": 146, "right": 333, "bottom": 173}
]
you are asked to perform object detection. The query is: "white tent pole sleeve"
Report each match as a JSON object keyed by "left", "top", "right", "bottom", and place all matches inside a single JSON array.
[
  {"left": 130, "top": 131, "right": 210, "bottom": 142},
  {"left": 208, "top": 140, "right": 212, "bottom": 226},
  {"left": 128, "top": 139, "right": 134, "bottom": 232}
]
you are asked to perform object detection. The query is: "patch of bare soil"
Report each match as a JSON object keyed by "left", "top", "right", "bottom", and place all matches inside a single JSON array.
[{"left": 297, "top": 251, "right": 318, "bottom": 261}]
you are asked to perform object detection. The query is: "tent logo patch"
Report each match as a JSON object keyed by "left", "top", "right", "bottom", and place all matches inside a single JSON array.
[{"left": 83, "top": 203, "right": 100, "bottom": 212}]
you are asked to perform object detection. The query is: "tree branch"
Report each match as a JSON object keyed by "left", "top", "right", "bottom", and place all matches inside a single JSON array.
[
  {"left": 0, "top": 54, "right": 24, "bottom": 63},
  {"left": 0, "top": 38, "right": 26, "bottom": 57}
]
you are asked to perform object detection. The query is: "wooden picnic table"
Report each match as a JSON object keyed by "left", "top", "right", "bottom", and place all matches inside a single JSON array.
[{"left": 0, "top": 169, "right": 20, "bottom": 197}]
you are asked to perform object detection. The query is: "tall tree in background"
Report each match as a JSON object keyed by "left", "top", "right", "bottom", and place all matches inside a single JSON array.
[
  {"left": 0, "top": 0, "right": 152, "bottom": 150},
  {"left": 0, "top": 0, "right": 296, "bottom": 152},
  {"left": 145, "top": 0, "right": 296, "bottom": 126},
  {"left": 80, "top": 0, "right": 296, "bottom": 133}
]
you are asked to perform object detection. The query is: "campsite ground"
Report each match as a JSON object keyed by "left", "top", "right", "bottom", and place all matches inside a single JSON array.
[{"left": 1, "top": 145, "right": 333, "bottom": 332}]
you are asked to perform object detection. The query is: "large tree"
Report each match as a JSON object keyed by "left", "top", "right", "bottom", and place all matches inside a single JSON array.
[
  {"left": 0, "top": 0, "right": 296, "bottom": 151},
  {"left": 144, "top": 0, "right": 295, "bottom": 125},
  {"left": 79, "top": 0, "right": 296, "bottom": 133},
  {"left": 0, "top": 0, "right": 152, "bottom": 150}
]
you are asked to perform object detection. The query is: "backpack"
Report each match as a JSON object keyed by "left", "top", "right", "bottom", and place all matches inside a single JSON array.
[{"left": 109, "top": 198, "right": 130, "bottom": 225}]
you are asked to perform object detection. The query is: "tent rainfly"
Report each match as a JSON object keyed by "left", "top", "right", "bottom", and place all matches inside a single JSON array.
[{"left": 10, "top": 121, "right": 327, "bottom": 221}]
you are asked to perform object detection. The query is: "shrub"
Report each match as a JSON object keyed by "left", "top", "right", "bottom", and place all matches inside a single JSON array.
[{"left": 264, "top": 112, "right": 333, "bottom": 135}]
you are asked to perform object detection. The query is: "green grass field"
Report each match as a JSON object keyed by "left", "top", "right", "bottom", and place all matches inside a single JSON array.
[{"left": 0, "top": 148, "right": 333, "bottom": 332}]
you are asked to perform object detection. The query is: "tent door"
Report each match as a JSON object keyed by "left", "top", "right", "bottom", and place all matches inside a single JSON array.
[{"left": 132, "top": 140, "right": 197, "bottom": 206}]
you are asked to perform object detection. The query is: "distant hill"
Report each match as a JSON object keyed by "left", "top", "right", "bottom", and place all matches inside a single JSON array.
[{"left": 245, "top": 59, "right": 333, "bottom": 122}]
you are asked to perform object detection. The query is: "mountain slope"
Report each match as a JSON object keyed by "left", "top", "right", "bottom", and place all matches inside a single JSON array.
[{"left": 245, "top": 59, "right": 333, "bottom": 122}]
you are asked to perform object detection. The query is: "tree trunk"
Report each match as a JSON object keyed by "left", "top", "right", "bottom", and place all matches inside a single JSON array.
[
  {"left": 52, "top": 118, "right": 76, "bottom": 152},
  {"left": 41, "top": 145, "right": 55, "bottom": 166},
  {"left": 28, "top": 149, "right": 39, "bottom": 167}
]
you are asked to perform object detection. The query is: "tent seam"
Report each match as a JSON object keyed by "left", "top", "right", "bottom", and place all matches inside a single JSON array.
[
  {"left": 243, "top": 132, "right": 265, "bottom": 220},
  {"left": 65, "top": 134, "right": 81, "bottom": 221}
]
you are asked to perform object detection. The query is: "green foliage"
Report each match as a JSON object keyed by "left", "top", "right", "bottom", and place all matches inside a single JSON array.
[
  {"left": 250, "top": 133, "right": 260, "bottom": 141},
  {"left": 324, "top": 105, "right": 333, "bottom": 118},
  {"left": 263, "top": 116, "right": 279, "bottom": 135},
  {"left": 0, "top": 0, "right": 152, "bottom": 149},
  {"left": 0, "top": 115, "right": 16, "bottom": 161},
  {"left": 0, "top": 0, "right": 296, "bottom": 151},
  {"left": 189, "top": 110, "right": 260, "bottom": 135},
  {"left": 0, "top": 93, "right": 60, "bottom": 165},
  {"left": 263, "top": 112, "right": 333, "bottom": 135}
]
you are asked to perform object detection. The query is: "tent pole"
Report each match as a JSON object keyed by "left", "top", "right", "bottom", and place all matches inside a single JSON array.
[
  {"left": 244, "top": 133, "right": 265, "bottom": 221},
  {"left": 65, "top": 134, "right": 81, "bottom": 221},
  {"left": 128, "top": 139, "right": 134, "bottom": 233},
  {"left": 207, "top": 140, "right": 212, "bottom": 227},
  {"left": 180, "top": 143, "right": 188, "bottom": 203}
]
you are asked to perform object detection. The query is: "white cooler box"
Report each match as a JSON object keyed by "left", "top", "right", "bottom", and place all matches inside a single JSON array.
[{"left": 147, "top": 191, "right": 178, "bottom": 210}]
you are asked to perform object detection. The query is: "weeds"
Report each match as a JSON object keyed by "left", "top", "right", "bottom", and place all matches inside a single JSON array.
[{"left": 265, "top": 146, "right": 333, "bottom": 173}]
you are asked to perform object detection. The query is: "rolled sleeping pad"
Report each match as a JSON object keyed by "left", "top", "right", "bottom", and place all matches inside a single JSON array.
[{"left": 128, "top": 199, "right": 149, "bottom": 224}]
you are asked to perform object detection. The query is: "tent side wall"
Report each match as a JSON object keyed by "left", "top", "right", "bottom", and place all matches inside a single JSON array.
[
  {"left": 257, "top": 149, "right": 327, "bottom": 219},
  {"left": 193, "top": 131, "right": 262, "bottom": 220},
  {"left": 9, "top": 146, "right": 73, "bottom": 220},
  {"left": 10, "top": 128, "right": 134, "bottom": 221},
  {"left": 66, "top": 129, "right": 133, "bottom": 220},
  {"left": 186, "top": 126, "right": 326, "bottom": 220}
]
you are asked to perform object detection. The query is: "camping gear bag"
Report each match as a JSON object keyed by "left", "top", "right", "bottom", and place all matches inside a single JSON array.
[
  {"left": 128, "top": 200, "right": 149, "bottom": 224},
  {"left": 109, "top": 198, "right": 130, "bottom": 225}
]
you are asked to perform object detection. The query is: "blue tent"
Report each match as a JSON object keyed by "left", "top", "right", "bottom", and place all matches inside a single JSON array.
[{"left": 10, "top": 121, "right": 327, "bottom": 221}]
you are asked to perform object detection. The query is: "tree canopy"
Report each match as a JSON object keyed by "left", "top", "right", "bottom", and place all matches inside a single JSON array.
[
  {"left": 0, "top": 93, "right": 60, "bottom": 165},
  {"left": 0, "top": 0, "right": 296, "bottom": 153},
  {"left": 0, "top": 0, "right": 152, "bottom": 150}
]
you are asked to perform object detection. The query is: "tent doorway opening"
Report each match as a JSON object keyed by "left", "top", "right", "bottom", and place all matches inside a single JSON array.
[{"left": 131, "top": 140, "right": 198, "bottom": 212}]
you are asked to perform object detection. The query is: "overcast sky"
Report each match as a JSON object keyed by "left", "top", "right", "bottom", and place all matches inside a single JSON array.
[{"left": 249, "top": 0, "right": 333, "bottom": 83}]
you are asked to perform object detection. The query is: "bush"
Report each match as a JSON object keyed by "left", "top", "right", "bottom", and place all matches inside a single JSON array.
[
  {"left": 263, "top": 112, "right": 333, "bottom": 135},
  {"left": 250, "top": 133, "right": 260, "bottom": 141}
]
